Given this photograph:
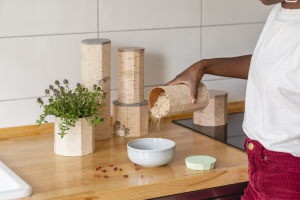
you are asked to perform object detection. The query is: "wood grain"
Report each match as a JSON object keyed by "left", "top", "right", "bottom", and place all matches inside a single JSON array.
[
  {"left": 227, "top": 101, "right": 245, "bottom": 114},
  {"left": 0, "top": 101, "right": 245, "bottom": 139},
  {"left": 0, "top": 119, "right": 248, "bottom": 200},
  {"left": 0, "top": 123, "right": 53, "bottom": 139}
]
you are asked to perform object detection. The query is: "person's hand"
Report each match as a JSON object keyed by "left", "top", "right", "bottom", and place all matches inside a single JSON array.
[{"left": 165, "top": 61, "right": 206, "bottom": 104}]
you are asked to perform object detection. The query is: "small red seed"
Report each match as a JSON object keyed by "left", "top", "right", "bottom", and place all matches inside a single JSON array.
[
  {"left": 114, "top": 167, "right": 117, "bottom": 171},
  {"left": 141, "top": 175, "right": 143, "bottom": 178},
  {"left": 119, "top": 168, "right": 122, "bottom": 171},
  {"left": 135, "top": 167, "right": 139, "bottom": 171},
  {"left": 94, "top": 174, "right": 99, "bottom": 178},
  {"left": 98, "top": 166, "right": 101, "bottom": 169},
  {"left": 124, "top": 175, "right": 128, "bottom": 178},
  {"left": 101, "top": 169, "right": 106, "bottom": 173},
  {"left": 134, "top": 163, "right": 137, "bottom": 166},
  {"left": 109, "top": 164, "right": 113, "bottom": 167},
  {"left": 96, "top": 167, "right": 98, "bottom": 171},
  {"left": 104, "top": 175, "right": 108, "bottom": 178}
]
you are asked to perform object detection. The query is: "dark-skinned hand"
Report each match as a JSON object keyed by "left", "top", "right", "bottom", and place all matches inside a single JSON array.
[{"left": 165, "top": 61, "right": 205, "bottom": 104}]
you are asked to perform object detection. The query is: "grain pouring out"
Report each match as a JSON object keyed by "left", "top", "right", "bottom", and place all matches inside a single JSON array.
[{"left": 150, "top": 92, "right": 170, "bottom": 134}]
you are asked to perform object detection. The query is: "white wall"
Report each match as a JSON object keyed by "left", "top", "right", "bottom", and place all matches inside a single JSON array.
[{"left": 0, "top": 0, "right": 274, "bottom": 129}]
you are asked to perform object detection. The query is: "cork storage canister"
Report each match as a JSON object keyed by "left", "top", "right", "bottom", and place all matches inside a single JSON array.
[
  {"left": 193, "top": 90, "right": 228, "bottom": 126},
  {"left": 81, "top": 38, "right": 112, "bottom": 141},
  {"left": 149, "top": 83, "right": 210, "bottom": 117},
  {"left": 54, "top": 117, "right": 95, "bottom": 156},
  {"left": 113, "top": 100, "right": 148, "bottom": 137},
  {"left": 118, "top": 47, "right": 145, "bottom": 104}
]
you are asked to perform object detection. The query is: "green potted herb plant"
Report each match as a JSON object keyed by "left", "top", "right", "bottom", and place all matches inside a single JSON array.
[{"left": 37, "top": 79, "right": 106, "bottom": 156}]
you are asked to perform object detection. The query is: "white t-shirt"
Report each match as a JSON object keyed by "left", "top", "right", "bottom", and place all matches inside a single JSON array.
[{"left": 243, "top": 4, "right": 300, "bottom": 157}]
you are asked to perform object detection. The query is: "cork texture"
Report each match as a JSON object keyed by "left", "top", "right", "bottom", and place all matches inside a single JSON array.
[
  {"left": 118, "top": 50, "right": 144, "bottom": 104},
  {"left": 149, "top": 83, "right": 210, "bottom": 117},
  {"left": 81, "top": 41, "right": 111, "bottom": 140},
  {"left": 193, "top": 90, "right": 228, "bottom": 126},
  {"left": 54, "top": 117, "right": 95, "bottom": 156},
  {"left": 113, "top": 100, "right": 148, "bottom": 137}
]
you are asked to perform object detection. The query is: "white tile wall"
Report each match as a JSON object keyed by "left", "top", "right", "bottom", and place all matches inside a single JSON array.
[
  {"left": 99, "top": 28, "right": 201, "bottom": 89},
  {"left": 99, "top": 0, "right": 201, "bottom": 32},
  {"left": 0, "top": 97, "right": 54, "bottom": 128},
  {"left": 203, "top": 78, "right": 247, "bottom": 102},
  {"left": 202, "top": 0, "right": 274, "bottom": 26},
  {"left": 0, "top": 0, "right": 97, "bottom": 37},
  {"left": 0, "top": 33, "right": 97, "bottom": 101},
  {"left": 0, "top": 0, "right": 274, "bottom": 128},
  {"left": 201, "top": 23, "right": 264, "bottom": 80},
  {"left": 202, "top": 24, "right": 265, "bottom": 59}
]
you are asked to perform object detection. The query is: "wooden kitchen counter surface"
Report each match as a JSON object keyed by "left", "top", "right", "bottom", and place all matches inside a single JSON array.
[{"left": 0, "top": 118, "right": 248, "bottom": 200}]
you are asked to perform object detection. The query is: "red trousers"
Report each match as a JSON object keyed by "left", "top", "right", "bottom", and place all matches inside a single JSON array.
[{"left": 241, "top": 137, "right": 300, "bottom": 200}]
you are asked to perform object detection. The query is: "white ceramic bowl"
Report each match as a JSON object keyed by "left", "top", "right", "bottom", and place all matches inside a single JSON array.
[{"left": 127, "top": 138, "right": 176, "bottom": 167}]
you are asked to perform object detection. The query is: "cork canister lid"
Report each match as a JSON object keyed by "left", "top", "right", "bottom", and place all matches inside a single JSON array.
[
  {"left": 81, "top": 38, "right": 111, "bottom": 45},
  {"left": 118, "top": 47, "right": 145, "bottom": 52},
  {"left": 185, "top": 155, "right": 216, "bottom": 171},
  {"left": 113, "top": 100, "right": 148, "bottom": 107}
]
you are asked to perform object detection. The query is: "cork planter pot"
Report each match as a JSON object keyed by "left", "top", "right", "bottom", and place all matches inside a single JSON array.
[{"left": 54, "top": 117, "right": 95, "bottom": 156}]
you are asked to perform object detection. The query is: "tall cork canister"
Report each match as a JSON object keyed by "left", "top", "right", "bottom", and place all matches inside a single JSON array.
[
  {"left": 118, "top": 47, "right": 144, "bottom": 104},
  {"left": 149, "top": 83, "right": 210, "bottom": 117},
  {"left": 81, "top": 38, "right": 111, "bottom": 141},
  {"left": 193, "top": 90, "right": 228, "bottom": 126}
]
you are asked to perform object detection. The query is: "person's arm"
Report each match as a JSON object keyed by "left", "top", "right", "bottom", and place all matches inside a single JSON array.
[{"left": 165, "top": 55, "right": 252, "bottom": 104}]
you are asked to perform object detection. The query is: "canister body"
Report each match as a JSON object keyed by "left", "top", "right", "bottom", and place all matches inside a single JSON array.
[
  {"left": 149, "top": 83, "right": 210, "bottom": 117},
  {"left": 193, "top": 90, "right": 228, "bottom": 126},
  {"left": 81, "top": 38, "right": 111, "bottom": 140},
  {"left": 113, "top": 100, "right": 149, "bottom": 137},
  {"left": 118, "top": 47, "right": 144, "bottom": 104}
]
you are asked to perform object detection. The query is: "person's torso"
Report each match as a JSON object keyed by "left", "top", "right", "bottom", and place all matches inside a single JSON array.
[{"left": 243, "top": 4, "right": 300, "bottom": 157}]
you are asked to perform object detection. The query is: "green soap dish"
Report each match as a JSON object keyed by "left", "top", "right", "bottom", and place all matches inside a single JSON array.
[{"left": 185, "top": 155, "right": 216, "bottom": 170}]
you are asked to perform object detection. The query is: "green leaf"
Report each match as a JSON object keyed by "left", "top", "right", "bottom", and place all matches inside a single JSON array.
[{"left": 36, "top": 80, "right": 106, "bottom": 136}]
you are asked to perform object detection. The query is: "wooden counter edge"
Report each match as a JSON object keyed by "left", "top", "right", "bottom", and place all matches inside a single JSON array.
[
  {"left": 57, "top": 167, "right": 248, "bottom": 200},
  {"left": 0, "top": 101, "right": 245, "bottom": 139}
]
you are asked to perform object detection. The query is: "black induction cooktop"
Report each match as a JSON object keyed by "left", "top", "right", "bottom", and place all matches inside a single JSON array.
[{"left": 172, "top": 112, "right": 246, "bottom": 151}]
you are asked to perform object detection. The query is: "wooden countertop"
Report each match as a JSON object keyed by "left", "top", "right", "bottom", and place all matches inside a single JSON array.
[{"left": 0, "top": 118, "right": 248, "bottom": 200}]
